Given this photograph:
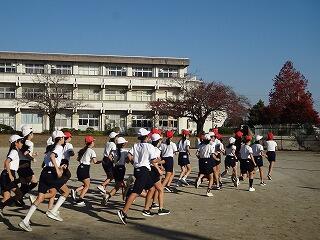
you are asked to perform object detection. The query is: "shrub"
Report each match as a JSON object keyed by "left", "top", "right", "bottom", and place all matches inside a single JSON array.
[
  {"left": 218, "top": 127, "right": 234, "bottom": 135},
  {"left": 126, "top": 128, "right": 136, "bottom": 136},
  {"left": 0, "top": 124, "right": 15, "bottom": 134}
]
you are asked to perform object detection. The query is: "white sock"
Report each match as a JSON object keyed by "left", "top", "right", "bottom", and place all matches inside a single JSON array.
[
  {"left": 24, "top": 204, "right": 37, "bottom": 224},
  {"left": 179, "top": 177, "right": 182, "bottom": 180},
  {"left": 51, "top": 196, "right": 66, "bottom": 213}
]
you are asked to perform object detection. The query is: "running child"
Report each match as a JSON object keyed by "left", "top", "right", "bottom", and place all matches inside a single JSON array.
[
  {"left": 177, "top": 129, "right": 191, "bottom": 186},
  {"left": 251, "top": 135, "right": 266, "bottom": 186},
  {"left": 72, "top": 136, "right": 101, "bottom": 207},
  {"left": 266, "top": 132, "right": 277, "bottom": 180},
  {"left": 1, "top": 135, "right": 24, "bottom": 217},
  {"left": 222, "top": 137, "right": 239, "bottom": 187},
  {"left": 97, "top": 132, "right": 119, "bottom": 194},
  {"left": 19, "top": 130, "right": 67, "bottom": 232}
]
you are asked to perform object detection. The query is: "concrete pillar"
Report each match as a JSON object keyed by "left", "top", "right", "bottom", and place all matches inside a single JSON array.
[
  {"left": 45, "top": 64, "right": 51, "bottom": 74},
  {"left": 127, "top": 67, "right": 133, "bottom": 77},
  {"left": 16, "top": 63, "right": 23, "bottom": 74},
  {"left": 101, "top": 66, "right": 106, "bottom": 76},
  {"left": 73, "top": 65, "right": 78, "bottom": 75},
  {"left": 15, "top": 86, "right": 22, "bottom": 99},
  {"left": 126, "top": 113, "right": 132, "bottom": 129},
  {"left": 155, "top": 67, "right": 159, "bottom": 78},
  {"left": 101, "top": 88, "right": 105, "bottom": 101},
  {"left": 126, "top": 89, "right": 132, "bottom": 101},
  {"left": 72, "top": 112, "right": 79, "bottom": 130},
  {"left": 15, "top": 111, "right": 22, "bottom": 130},
  {"left": 153, "top": 114, "right": 159, "bottom": 128},
  {"left": 100, "top": 113, "right": 105, "bottom": 131},
  {"left": 43, "top": 114, "right": 50, "bottom": 131}
]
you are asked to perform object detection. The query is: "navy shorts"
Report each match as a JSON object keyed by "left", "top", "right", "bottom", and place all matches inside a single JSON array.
[
  {"left": 246, "top": 159, "right": 255, "bottom": 172},
  {"left": 240, "top": 159, "right": 247, "bottom": 174},
  {"left": 199, "top": 158, "right": 213, "bottom": 175},
  {"left": 267, "top": 151, "right": 276, "bottom": 162},
  {"left": 18, "top": 160, "right": 34, "bottom": 178},
  {"left": 38, "top": 167, "right": 58, "bottom": 194},
  {"left": 150, "top": 166, "right": 161, "bottom": 184},
  {"left": 178, "top": 152, "right": 190, "bottom": 166},
  {"left": 225, "top": 155, "right": 237, "bottom": 168},
  {"left": 102, "top": 157, "right": 114, "bottom": 178},
  {"left": 77, "top": 164, "right": 90, "bottom": 181},
  {"left": 132, "top": 167, "right": 153, "bottom": 195},
  {"left": 212, "top": 159, "right": 221, "bottom": 167},
  {"left": 163, "top": 157, "right": 174, "bottom": 172},
  {"left": 113, "top": 165, "right": 126, "bottom": 183},
  {"left": 254, "top": 156, "right": 263, "bottom": 167},
  {"left": 0, "top": 170, "right": 18, "bottom": 192}
]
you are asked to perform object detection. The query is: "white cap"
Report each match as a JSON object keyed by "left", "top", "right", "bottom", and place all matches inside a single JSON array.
[
  {"left": 109, "top": 131, "right": 119, "bottom": 139},
  {"left": 229, "top": 137, "right": 236, "bottom": 144},
  {"left": 47, "top": 137, "right": 54, "bottom": 146},
  {"left": 208, "top": 131, "right": 215, "bottom": 137},
  {"left": 22, "top": 127, "right": 33, "bottom": 137},
  {"left": 52, "top": 130, "right": 66, "bottom": 140},
  {"left": 138, "top": 128, "right": 150, "bottom": 136},
  {"left": 256, "top": 135, "right": 263, "bottom": 141},
  {"left": 21, "top": 124, "right": 31, "bottom": 131},
  {"left": 151, "top": 133, "right": 161, "bottom": 142},
  {"left": 9, "top": 135, "right": 24, "bottom": 144},
  {"left": 204, "top": 134, "right": 212, "bottom": 140},
  {"left": 117, "top": 137, "right": 128, "bottom": 144}
]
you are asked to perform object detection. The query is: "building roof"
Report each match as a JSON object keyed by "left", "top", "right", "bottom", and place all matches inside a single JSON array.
[{"left": 0, "top": 51, "right": 189, "bottom": 66}]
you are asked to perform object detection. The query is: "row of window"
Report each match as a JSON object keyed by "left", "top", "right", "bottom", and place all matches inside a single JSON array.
[
  {"left": 0, "top": 112, "right": 178, "bottom": 131},
  {"left": 0, "top": 62, "right": 179, "bottom": 78}
]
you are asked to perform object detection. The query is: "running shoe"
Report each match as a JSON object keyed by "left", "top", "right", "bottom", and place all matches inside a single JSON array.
[
  {"left": 164, "top": 186, "right": 172, "bottom": 193},
  {"left": 206, "top": 191, "right": 213, "bottom": 197},
  {"left": 101, "top": 193, "right": 111, "bottom": 205},
  {"left": 267, "top": 175, "right": 272, "bottom": 181},
  {"left": 195, "top": 178, "right": 201, "bottom": 188},
  {"left": 117, "top": 210, "right": 127, "bottom": 225},
  {"left": 97, "top": 185, "right": 106, "bottom": 194},
  {"left": 142, "top": 210, "right": 154, "bottom": 217},
  {"left": 248, "top": 187, "right": 256, "bottom": 192},
  {"left": 46, "top": 210, "right": 63, "bottom": 222},
  {"left": 236, "top": 178, "right": 240, "bottom": 187},
  {"left": 19, "top": 220, "right": 32, "bottom": 232},
  {"left": 260, "top": 182, "right": 266, "bottom": 186},
  {"left": 181, "top": 178, "right": 189, "bottom": 186},
  {"left": 71, "top": 189, "right": 77, "bottom": 201},
  {"left": 151, "top": 202, "right": 160, "bottom": 210},
  {"left": 29, "top": 194, "right": 37, "bottom": 204},
  {"left": 158, "top": 208, "right": 170, "bottom": 215},
  {"left": 75, "top": 199, "right": 86, "bottom": 207}
]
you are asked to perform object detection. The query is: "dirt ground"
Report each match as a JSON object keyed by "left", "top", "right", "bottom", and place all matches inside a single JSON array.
[{"left": 0, "top": 148, "right": 320, "bottom": 240}]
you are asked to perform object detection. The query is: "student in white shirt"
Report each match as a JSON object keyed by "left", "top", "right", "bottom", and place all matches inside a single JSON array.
[
  {"left": 117, "top": 128, "right": 156, "bottom": 224},
  {"left": 0, "top": 135, "right": 24, "bottom": 216},
  {"left": 19, "top": 131, "right": 67, "bottom": 232},
  {"left": 222, "top": 137, "right": 239, "bottom": 187},
  {"left": 177, "top": 129, "right": 191, "bottom": 186},
  {"left": 252, "top": 135, "right": 266, "bottom": 186},
  {"left": 195, "top": 134, "right": 216, "bottom": 197},
  {"left": 266, "top": 132, "right": 278, "bottom": 180},
  {"left": 98, "top": 132, "right": 119, "bottom": 194},
  {"left": 72, "top": 136, "right": 100, "bottom": 207},
  {"left": 17, "top": 126, "right": 38, "bottom": 206},
  {"left": 160, "top": 130, "right": 178, "bottom": 192},
  {"left": 240, "top": 135, "right": 257, "bottom": 192},
  {"left": 102, "top": 137, "right": 128, "bottom": 204}
]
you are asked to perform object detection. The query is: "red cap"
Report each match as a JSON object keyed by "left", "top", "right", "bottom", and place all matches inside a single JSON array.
[
  {"left": 182, "top": 129, "right": 190, "bottom": 136},
  {"left": 64, "top": 131, "right": 72, "bottom": 139},
  {"left": 85, "top": 135, "right": 95, "bottom": 144},
  {"left": 245, "top": 135, "right": 252, "bottom": 142},
  {"left": 235, "top": 131, "right": 243, "bottom": 138},
  {"left": 213, "top": 128, "right": 219, "bottom": 134},
  {"left": 216, "top": 133, "right": 223, "bottom": 140},
  {"left": 166, "top": 130, "right": 174, "bottom": 138},
  {"left": 267, "top": 132, "right": 274, "bottom": 140}
]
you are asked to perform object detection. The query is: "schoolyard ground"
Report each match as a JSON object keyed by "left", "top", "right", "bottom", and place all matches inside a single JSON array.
[{"left": 0, "top": 149, "right": 319, "bottom": 240}]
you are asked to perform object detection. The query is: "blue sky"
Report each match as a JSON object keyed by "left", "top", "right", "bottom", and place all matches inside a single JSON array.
[{"left": 1, "top": 0, "right": 319, "bottom": 111}]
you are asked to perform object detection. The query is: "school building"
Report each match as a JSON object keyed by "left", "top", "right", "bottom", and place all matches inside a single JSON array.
[{"left": 0, "top": 51, "right": 226, "bottom": 133}]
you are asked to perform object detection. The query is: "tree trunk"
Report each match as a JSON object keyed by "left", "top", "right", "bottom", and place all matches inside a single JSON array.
[
  {"left": 196, "top": 119, "right": 205, "bottom": 135},
  {"left": 49, "top": 113, "right": 56, "bottom": 132}
]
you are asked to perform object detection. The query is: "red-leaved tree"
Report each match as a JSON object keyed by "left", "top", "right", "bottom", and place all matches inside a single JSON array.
[
  {"left": 269, "top": 61, "right": 319, "bottom": 124},
  {"left": 149, "top": 81, "right": 250, "bottom": 133}
]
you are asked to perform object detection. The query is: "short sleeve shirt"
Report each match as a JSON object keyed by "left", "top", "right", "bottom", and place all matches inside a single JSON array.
[
  {"left": 199, "top": 143, "right": 215, "bottom": 158},
  {"left": 225, "top": 145, "right": 237, "bottom": 156},
  {"left": 111, "top": 149, "right": 128, "bottom": 166},
  {"left": 80, "top": 148, "right": 97, "bottom": 165},
  {"left": 251, "top": 144, "right": 264, "bottom": 156},
  {"left": 43, "top": 145, "right": 64, "bottom": 167},
  {"left": 160, "top": 142, "right": 178, "bottom": 158},
  {"left": 103, "top": 142, "right": 117, "bottom": 157},
  {"left": 178, "top": 139, "right": 190, "bottom": 152},
  {"left": 240, "top": 145, "right": 253, "bottom": 159},
  {"left": 63, "top": 143, "right": 74, "bottom": 161},
  {"left": 7, "top": 149, "right": 20, "bottom": 171},
  {"left": 128, "top": 143, "right": 156, "bottom": 170},
  {"left": 266, "top": 140, "right": 277, "bottom": 151}
]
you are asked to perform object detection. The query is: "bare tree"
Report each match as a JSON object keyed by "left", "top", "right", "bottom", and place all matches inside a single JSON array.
[{"left": 17, "top": 74, "right": 84, "bottom": 132}]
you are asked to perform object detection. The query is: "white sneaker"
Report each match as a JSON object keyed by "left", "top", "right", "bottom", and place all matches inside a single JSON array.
[
  {"left": 249, "top": 187, "right": 256, "bottom": 192},
  {"left": 195, "top": 178, "right": 201, "bottom": 188},
  {"left": 164, "top": 187, "right": 172, "bottom": 193},
  {"left": 76, "top": 200, "right": 86, "bottom": 207},
  {"left": 260, "top": 182, "right": 266, "bottom": 186},
  {"left": 236, "top": 178, "right": 240, "bottom": 187},
  {"left": 29, "top": 195, "right": 37, "bottom": 204},
  {"left": 181, "top": 178, "right": 189, "bottom": 186},
  {"left": 97, "top": 185, "right": 106, "bottom": 194},
  {"left": 19, "top": 220, "right": 32, "bottom": 232},
  {"left": 46, "top": 210, "right": 63, "bottom": 222},
  {"left": 206, "top": 192, "right": 213, "bottom": 197},
  {"left": 71, "top": 189, "right": 77, "bottom": 201}
]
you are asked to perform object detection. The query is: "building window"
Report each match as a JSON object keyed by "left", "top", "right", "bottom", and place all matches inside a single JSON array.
[
  {"left": 25, "top": 64, "right": 45, "bottom": 74},
  {"left": 108, "top": 66, "right": 127, "bottom": 76},
  {"left": 133, "top": 67, "right": 153, "bottom": 77},
  {"left": 78, "top": 65, "right": 100, "bottom": 75},
  {"left": 55, "top": 113, "right": 71, "bottom": 128},
  {"left": 78, "top": 88, "right": 100, "bottom": 100},
  {"left": 105, "top": 114, "right": 126, "bottom": 132},
  {"left": 159, "top": 115, "right": 178, "bottom": 130},
  {"left": 0, "top": 112, "right": 15, "bottom": 128},
  {"left": 158, "top": 67, "right": 178, "bottom": 78},
  {"left": 78, "top": 113, "right": 99, "bottom": 129},
  {"left": 0, "top": 63, "right": 16, "bottom": 73},
  {"left": 22, "top": 87, "right": 43, "bottom": 99},
  {"left": 51, "top": 65, "right": 72, "bottom": 75},
  {"left": 22, "top": 113, "right": 43, "bottom": 124},
  {"left": 132, "top": 90, "right": 152, "bottom": 101},
  {"left": 0, "top": 87, "right": 15, "bottom": 99},
  {"left": 132, "top": 115, "right": 152, "bottom": 128},
  {"left": 105, "top": 89, "right": 126, "bottom": 101}
]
